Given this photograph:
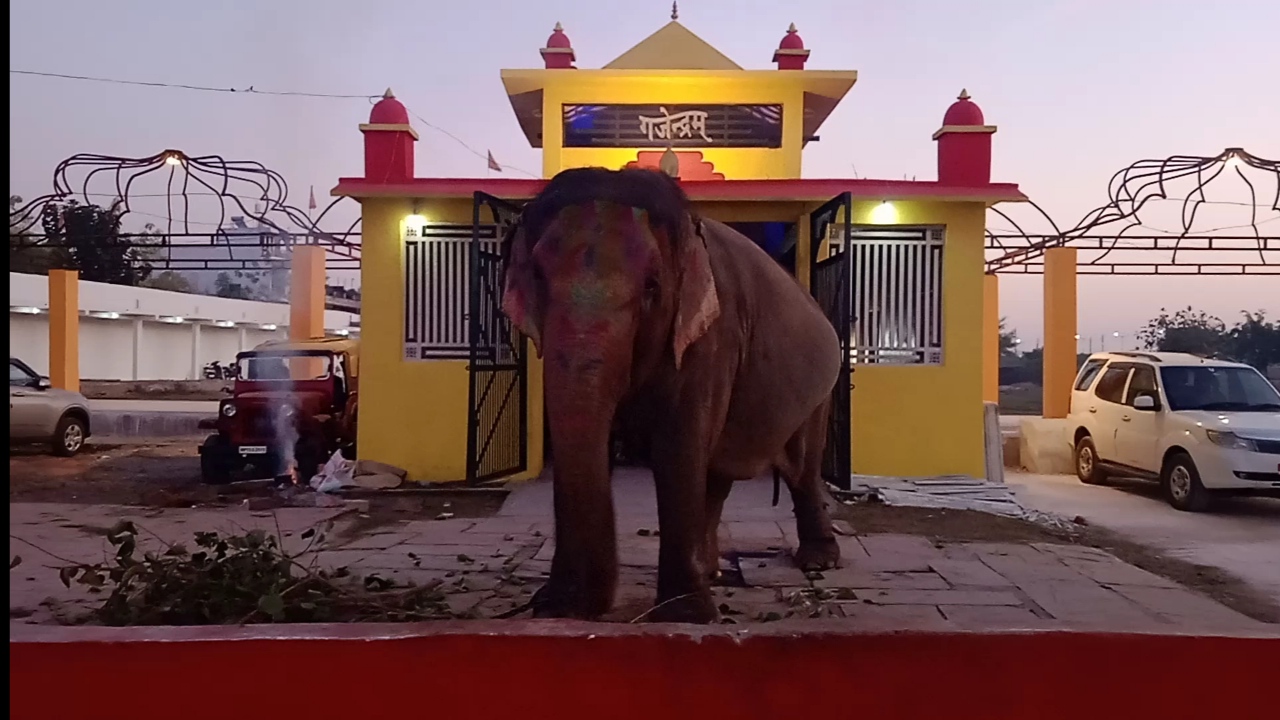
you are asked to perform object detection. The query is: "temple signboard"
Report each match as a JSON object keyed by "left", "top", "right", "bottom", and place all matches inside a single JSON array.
[{"left": 562, "top": 104, "right": 783, "bottom": 149}]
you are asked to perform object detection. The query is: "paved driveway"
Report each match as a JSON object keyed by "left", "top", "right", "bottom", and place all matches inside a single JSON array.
[{"left": 1009, "top": 472, "right": 1280, "bottom": 603}]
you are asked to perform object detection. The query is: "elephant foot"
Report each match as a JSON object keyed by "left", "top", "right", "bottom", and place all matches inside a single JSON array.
[
  {"left": 646, "top": 591, "right": 719, "bottom": 624},
  {"left": 793, "top": 538, "right": 841, "bottom": 571},
  {"left": 530, "top": 581, "right": 614, "bottom": 620},
  {"left": 529, "top": 583, "right": 574, "bottom": 619}
]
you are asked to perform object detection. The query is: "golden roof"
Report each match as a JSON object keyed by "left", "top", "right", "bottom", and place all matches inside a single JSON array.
[{"left": 603, "top": 21, "right": 741, "bottom": 71}]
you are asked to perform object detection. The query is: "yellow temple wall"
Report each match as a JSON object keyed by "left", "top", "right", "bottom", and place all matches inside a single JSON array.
[{"left": 357, "top": 196, "right": 545, "bottom": 483}]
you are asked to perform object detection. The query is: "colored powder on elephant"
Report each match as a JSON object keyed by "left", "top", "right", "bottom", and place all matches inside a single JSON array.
[{"left": 547, "top": 201, "right": 654, "bottom": 317}]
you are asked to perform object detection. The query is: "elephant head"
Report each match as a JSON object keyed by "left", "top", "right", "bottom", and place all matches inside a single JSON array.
[{"left": 500, "top": 167, "right": 719, "bottom": 617}]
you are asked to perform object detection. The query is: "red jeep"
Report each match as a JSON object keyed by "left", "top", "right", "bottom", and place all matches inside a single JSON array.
[{"left": 198, "top": 338, "right": 359, "bottom": 485}]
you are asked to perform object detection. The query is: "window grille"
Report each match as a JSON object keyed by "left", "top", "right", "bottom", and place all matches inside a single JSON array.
[
  {"left": 829, "top": 226, "right": 945, "bottom": 365},
  {"left": 403, "top": 223, "right": 502, "bottom": 360}
]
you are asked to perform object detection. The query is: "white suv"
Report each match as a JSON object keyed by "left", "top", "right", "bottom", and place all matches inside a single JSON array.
[{"left": 1067, "top": 351, "right": 1280, "bottom": 512}]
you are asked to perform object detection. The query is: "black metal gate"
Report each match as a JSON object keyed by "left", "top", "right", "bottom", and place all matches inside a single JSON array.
[
  {"left": 466, "top": 192, "right": 528, "bottom": 484},
  {"left": 809, "top": 193, "right": 854, "bottom": 490}
]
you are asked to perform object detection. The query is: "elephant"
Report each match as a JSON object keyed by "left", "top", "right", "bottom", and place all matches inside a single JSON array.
[{"left": 501, "top": 167, "right": 843, "bottom": 623}]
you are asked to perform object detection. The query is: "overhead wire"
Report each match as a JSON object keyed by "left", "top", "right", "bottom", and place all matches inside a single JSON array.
[
  {"left": 10, "top": 70, "right": 378, "bottom": 98},
  {"left": 10, "top": 68, "right": 541, "bottom": 178}
]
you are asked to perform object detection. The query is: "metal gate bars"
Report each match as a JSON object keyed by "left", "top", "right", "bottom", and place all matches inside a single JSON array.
[
  {"left": 466, "top": 192, "right": 528, "bottom": 484},
  {"left": 808, "top": 193, "right": 854, "bottom": 490}
]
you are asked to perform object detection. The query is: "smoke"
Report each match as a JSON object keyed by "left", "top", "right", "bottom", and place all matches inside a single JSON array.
[{"left": 271, "top": 379, "right": 300, "bottom": 479}]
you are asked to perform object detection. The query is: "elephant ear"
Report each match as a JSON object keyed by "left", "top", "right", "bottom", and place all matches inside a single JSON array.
[
  {"left": 672, "top": 219, "right": 720, "bottom": 370},
  {"left": 501, "top": 221, "right": 543, "bottom": 355}
]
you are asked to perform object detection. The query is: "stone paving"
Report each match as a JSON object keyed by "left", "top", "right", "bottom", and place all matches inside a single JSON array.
[{"left": 8, "top": 472, "right": 1277, "bottom": 633}]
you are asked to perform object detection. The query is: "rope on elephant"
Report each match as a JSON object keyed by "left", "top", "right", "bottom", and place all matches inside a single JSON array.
[{"left": 629, "top": 592, "right": 701, "bottom": 623}]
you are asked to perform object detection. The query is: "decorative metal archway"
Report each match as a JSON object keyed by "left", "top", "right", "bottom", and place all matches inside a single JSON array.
[
  {"left": 10, "top": 149, "right": 363, "bottom": 272},
  {"left": 985, "top": 148, "right": 1279, "bottom": 275}
]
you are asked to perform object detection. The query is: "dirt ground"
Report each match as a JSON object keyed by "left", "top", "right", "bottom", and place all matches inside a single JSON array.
[
  {"left": 831, "top": 502, "right": 1280, "bottom": 624},
  {"left": 8, "top": 441, "right": 505, "bottom": 520},
  {"left": 10, "top": 442, "right": 204, "bottom": 506}
]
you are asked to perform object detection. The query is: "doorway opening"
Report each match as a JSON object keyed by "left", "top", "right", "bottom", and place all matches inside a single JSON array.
[{"left": 726, "top": 222, "right": 798, "bottom": 276}]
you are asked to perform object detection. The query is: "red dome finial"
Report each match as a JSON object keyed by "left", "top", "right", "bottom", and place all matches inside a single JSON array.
[
  {"left": 934, "top": 88, "right": 996, "bottom": 187},
  {"left": 368, "top": 87, "right": 410, "bottom": 125},
  {"left": 541, "top": 22, "right": 576, "bottom": 69},
  {"left": 361, "top": 87, "right": 418, "bottom": 183},
  {"left": 773, "top": 23, "right": 810, "bottom": 70},
  {"left": 942, "top": 88, "right": 985, "bottom": 126},
  {"left": 779, "top": 23, "right": 805, "bottom": 50}
]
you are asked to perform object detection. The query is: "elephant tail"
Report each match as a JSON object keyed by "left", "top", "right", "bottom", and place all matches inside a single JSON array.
[{"left": 771, "top": 468, "right": 781, "bottom": 507}]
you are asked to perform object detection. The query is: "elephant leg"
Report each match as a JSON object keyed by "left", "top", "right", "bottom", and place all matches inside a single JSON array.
[
  {"left": 648, "top": 431, "right": 718, "bottom": 624},
  {"left": 531, "top": 472, "right": 619, "bottom": 619},
  {"left": 780, "top": 400, "right": 841, "bottom": 571},
  {"left": 704, "top": 475, "right": 734, "bottom": 583}
]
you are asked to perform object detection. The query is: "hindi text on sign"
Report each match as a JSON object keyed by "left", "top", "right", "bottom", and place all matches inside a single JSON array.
[
  {"left": 637, "top": 107, "right": 713, "bottom": 144},
  {"left": 561, "top": 104, "right": 783, "bottom": 149}
]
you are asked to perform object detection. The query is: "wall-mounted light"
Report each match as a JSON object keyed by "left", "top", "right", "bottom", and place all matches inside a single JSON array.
[
  {"left": 869, "top": 200, "right": 899, "bottom": 225},
  {"left": 11, "top": 306, "right": 43, "bottom": 314},
  {"left": 162, "top": 150, "right": 186, "bottom": 167},
  {"left": 213, "top": 320, "right": 236, "bottom": 328},
  {"left": 405, "top": 201, "right": 427, "bottom": 236},
  {"left": 259, "top": 323, "right": 278, "bottom": 331},
  {"left": 333, "top": 328, "right": 351, "bottom": 336},
  {"left": 160, "top": 315, "right": 186, "bottom": 323},
  {"left": 90, "top": 311, "right": 121, "bottom": 320}
]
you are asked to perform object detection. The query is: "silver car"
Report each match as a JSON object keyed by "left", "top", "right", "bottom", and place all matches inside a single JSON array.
[{"left": 9, "top": 357, "right": 92, "bottom": 456}]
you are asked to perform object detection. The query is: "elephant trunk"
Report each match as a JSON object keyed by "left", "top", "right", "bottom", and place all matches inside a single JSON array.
[{"left": 541, "top": 334, "right": 626, "bottom": 618}]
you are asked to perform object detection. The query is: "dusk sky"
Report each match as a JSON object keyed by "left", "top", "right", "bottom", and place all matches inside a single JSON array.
[{"left": 9, "top": 0, "right": 1278, "bottom": 348}]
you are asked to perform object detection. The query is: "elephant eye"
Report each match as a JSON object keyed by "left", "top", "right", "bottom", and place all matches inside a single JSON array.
[{"left": 643, "top": 277, "right": 660, "bottom": 296}]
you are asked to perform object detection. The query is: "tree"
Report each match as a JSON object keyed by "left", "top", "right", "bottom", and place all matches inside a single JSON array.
[
  {"left": 998, "top": 317, "right": 1020, "bottom": 357},
  {"left": 1224, "top": 311, "right": 1280, "bottom": 371},
  {"left": 39, "top": 199, "right": 156, "bottom": 285},
  {"left": 9, "top": 195, "right": 35, "bottom": 236},
  {"left": 214, "top": 271, "right": 255, "bottom": 299},
  {"left": 10, "top": 195, "right": 65, "bottom": 275},
  {"left": 1136, "top": 306, "right": 1279, "bottom": 370},
  {"left": 141, "top": 270, "right": 193, "bottom": 293},
  {"left": 1136, "top": 306, "right": 1228, "bottom": 356}
]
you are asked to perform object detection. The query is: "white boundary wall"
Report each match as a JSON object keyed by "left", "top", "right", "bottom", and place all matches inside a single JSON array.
[{"left": 9, "top": 273, "right": 359, "bottom": 381}]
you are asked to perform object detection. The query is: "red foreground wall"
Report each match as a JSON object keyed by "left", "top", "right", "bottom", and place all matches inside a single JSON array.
[{"left": 10, "top": 623, "right": 1275, "bottom": 720}]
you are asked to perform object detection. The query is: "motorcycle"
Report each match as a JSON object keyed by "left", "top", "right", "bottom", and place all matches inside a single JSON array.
[{"left": 202, "top": 361, "right": 239, "bottom": 380}]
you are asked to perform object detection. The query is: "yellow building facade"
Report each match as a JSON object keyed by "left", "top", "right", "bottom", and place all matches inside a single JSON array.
[{"left": 334, "top": 16, "right": 1026, "bottom": 486}]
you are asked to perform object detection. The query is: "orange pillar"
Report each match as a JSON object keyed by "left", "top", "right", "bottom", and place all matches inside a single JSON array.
[
  {"left": 982, "top": 273, "right": 1000, "bottom": 404},
  {"left": 1042, "top": 248, "right": 1078, "bottom": 419},
  {"left": 48, "top": 270, "right": 80, "bottom": 392},
  {"left": 289, "top": 246, "right": 326, "bottom": 341}
]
